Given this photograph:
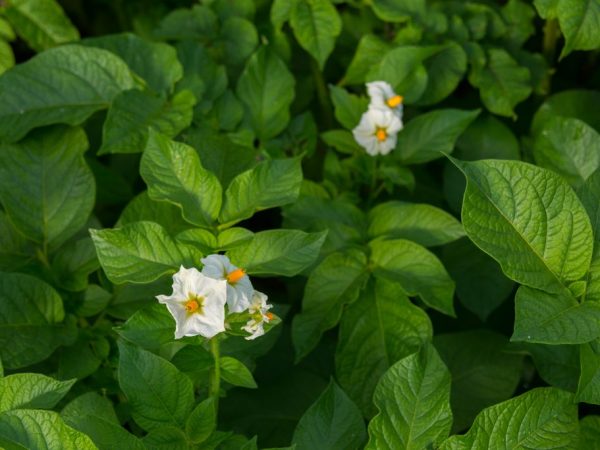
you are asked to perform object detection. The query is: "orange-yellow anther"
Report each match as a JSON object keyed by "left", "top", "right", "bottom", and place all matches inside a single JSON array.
[
  {"left": 266, "top": 312, "right": 274, "bottom": 321},
  {"left": 375, "top": 128, "right": 387, "bottom": 142},
  {"left": 185, "top": 298, "right": 201, "bottom": 314},
  {"left": 226, "top": 268, "right": 246, "bottom": 284},
  {"left": 386, "top": 95, "right": 403, "bottom": 108}
]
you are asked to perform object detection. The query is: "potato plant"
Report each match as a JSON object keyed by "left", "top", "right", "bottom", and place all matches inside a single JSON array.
[{"left": 0, "top": 0, "right": 600, "bottom": 448}]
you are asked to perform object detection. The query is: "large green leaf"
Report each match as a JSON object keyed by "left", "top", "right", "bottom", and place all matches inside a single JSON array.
[
  {"left": 578, "top": 170, "right": 600, "bottom": 302},
  {"left": 226, "top": 229, "right": 326, "bottom": 276},
  {"left": 185, "top": 398, "right": 216, "bottom": 444},
  {"left": 289, "top": 0, "right": 341, "bottom": 69},
  {"left": 513, "top": 286, "right": 600, "bottom": 344},
  {"left": 4, "top": 0, "right": 79, "bottom": 52},
  {"left": 65, "top": 415, "right": 144, "bottom": 450},
  {"left": 0, "top": 210, "right": 34, "bottom": 271},
  {"left": 533, "top": 116, "right": 600, "bottom": 188},
  {"left": 456, "top": 159, "right": 593, "bottom": 293},
  {"left": 118, "top": 340, "right": 194, "bottom": 431},
  {"left": 523, "top": 343, "right": 580, "bottom": 391},
  {"left": 532, "top": 89, "right": 600, "bottom": 135},
  {"left": 115, "top": 304, "right": 177, "bottom": 352},
  {"left": 236, "top": 47, "right": 295, "bottom": 141},
  {"left": 366, "top": 344, "right": 452, "bottom": 450},
  {"left": 370, "top": 239, "right": 455, "bottom": 316},
  {"left": 83, "top": 33, "right": 182, "bottom": 93},
  {"left": 557, "top": 0, "right": 600, "bottom": 58},
  {"left": 99, "top": 89, "right": 195, "bottom": 155},
  {"left": 0, "top": 272, "right": 67, "bottom": 369},
  {"left": 90, "top": 221, "right": 202, "bottom": 284},
  {"left": 439, "top": 388, "right": 578, "bottom": 449},
  {"left": 0, "top": 409, "right": 97, "bottom": 450},
  {"left": 292, "top": 381, "right": 366, "bottom": 450},
  {"left": 140, "top": 130, "right": 222, "bottom": 228},
  {"left": 395, "top": 109, "right": 480, "bottom": 164},
  {"left": 292, "top": 250, "right": 369, "bottom": 361},
  {"left": 0, "top": 126, "right": 94, "bottom": 250},
  {"left": 576, "top": 343, "right": 600, "bottom": 404},
  {"left": 336, "top": 280, "right": 432, "bottom": 417},
  {"left": 370, "top": 0, "right": 425, "bottom": 22},
  {"left": 342, "top": 34, "right": 391, "bottom": 85},
  {"left": 0, "top": 45, "right": 137, "bottom": 142},
  {"left": 219, "top": 157, "right": 302, "bottom": 226},
  {"left": 468, "top": 48, "right": 531, "bottom": 118},
  {"left": 329, "top": 85, "right": 369, "bottom": 130},
  {"left": 418, "top": 42, "right": 467, "bottom": 106},
  {"left": 434, "top": 331, "right": 523, "bottom": 432},
  {"left": 51, "top": 237, "right": 99, "bottom": 292},
  {"left": 117, "top": 191, "right": 190, "bottom": 236},
  {"left": 580, "top": 415, "right": 600, "bottom": 449},
  {"left": 368, "top": 201, "right": 464, "bottom": 246},
  {"left": 0, "top": 374, "right": 75, "bottom": 413}
]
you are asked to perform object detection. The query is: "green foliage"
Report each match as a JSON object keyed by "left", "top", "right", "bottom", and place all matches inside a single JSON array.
[{"left": 1, "top": 0, "right": 600, "bottom": 447}]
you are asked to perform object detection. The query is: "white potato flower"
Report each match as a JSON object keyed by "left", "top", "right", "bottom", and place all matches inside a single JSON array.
[
  {"left": 242, "top": 291, "right": 273, "bottom": 340},
  {"left": 157, "top": 266, "right": 227, "bottom": 339},
  {"left": 352, "top": 108, "right": 403, "bottom": 156},
  {"left": 367, "top": 81, "right": 404, "bottom": 119},
  {"left": 201, "top": 254, "right": 254, "bottom": 313}
]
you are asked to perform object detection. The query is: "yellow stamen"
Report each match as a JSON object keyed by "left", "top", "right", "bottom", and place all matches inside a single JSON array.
[
  {"left": 375, "top": 128, "right": 387, "bottom": 142},
  {"left": 386, "top": 95, "right": 403, "bottom": 108},
  {"left": 266, "top": 312, "right": 274, "bottom": 321},
  {"left": 184, "top": 295, "right": 203, "bottom": 315},
  {"left": 226, "top": 268, "right": 246, "bottom": 284}
]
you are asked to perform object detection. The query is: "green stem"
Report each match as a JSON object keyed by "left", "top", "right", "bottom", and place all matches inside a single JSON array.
[
  {"left": 310, "top": 58, "right": 334, "bottom": 130},
  {"left": 543, "top": 18, "right": 560, "bottom": 64},
  {"left": 209, "top": 337, "right": 221, "bottom": 412}
]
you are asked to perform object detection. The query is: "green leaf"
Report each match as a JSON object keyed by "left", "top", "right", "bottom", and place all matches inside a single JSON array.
[
  {"left": 455, "top": 159, "right": 593, "bottom": 293},
  {"left": 226, "top": 229, "right": 326, "bottom": 276},
  {"left": 51, "top": 237, "right": 99, "bottom": 292},
  {"left": 370, "top": 239, "right": 455, "bottom": 316},
  {"left": 513, "top": 286, "right": 600, "bottom": 344},
  {"left": 62, "top": 392, "right": 119, "bottom": 425},
  {"left": 82, "top": 33, "right": 182, "bottom": 93},
  {"left": 0, "top": 45, "right": 137, "bottom": 142},
  {"left": 218, "top": 17, "right": 258, "bottom": 68},
  {"left": 580, "top": 416, "right": 600, "bottom": 449},
  {"left": 368, "top": 201, "right": 464, "bottom": 246},
  {"left": 0, "top": 126, "right": 95, "bottom": 250},
  {"left": 335, "top": 279, "right": 432, "bottom": 417},
  {"left": 395, "top": 109, "right": 480, "bottom": 164},
  {"left": 367, "top": 46, "right": 440, "bottom": 104},
  {"left": 578, "top": 170, "right": 600, "bottom": 302},
  {"left": 342, "top": 34, "right": 392, "bottom": 85},
  {"left": 439, "top": 388, "right": 578, "bottom": 449},
  {"left": 116, "top": 304, "right": 176, "bottom": 351},
  {"left": 576, "top": 343, "right": 600, "bottom": 404},
  {"left": 370, "top": 0, "right": 425, "bottom": 22},
  {"left": 217, "top": 228, "right": 254, "bottom": 251},
  {"left": 0, "top": 211, "right": 34, "bottom": 271},
  {"left": 329, "top": 85, "right": 369, "bottom": 130},
  {"left": 0, "top": 409, "right": 97, "bottom": 450},
  {"left": 140, "top": 130, "right": 222, "bottom": 228},
  {"left": 366, "top": 344, "right": 452, "bottom": 450},
  {"left": 219, "top": 157, "right": 302, "bottom": 226},
  {"left": 117, "top": 191, "right": 190, "bottom": 236},
  {"left": 502, "top": 0, "right": 537, "bottom": 47},
  {"left": 293, "top": 381, "right": 366, "bottom": 450},
  {"left": 0, "top": 40, "right": 15, "bottom": 75},
  {"left": 442, "top": 238, "right": 514, "bottom": 321},
  {"left": 185, "top": 398, "right": 216, "bottom": 444},
  {"left": 4, "top": 0, "right": 79, "bottom": 52},
  {"left": 469, "top": 48, "right": 531, "bottom": 118},
  {"left": 118, "top": 340, "right": 194, "bottom": 431},
  {"left": 143, "top": 427, "right": 189, "bottom": 450},
  {"left": 99, "top": 89, "right": 196, "bottom": 155},
  {"left": 532, "top": 89, "right": 600, "bottom": 135},
  {"left": 154, "top": 5, "right": 218, "bottom": 41},
  {"left": 0, "top": 272, "right": 66, "bottom": 369},
  {"left": 90, "top": 221, "right": 202, "bottom": 284},
  {"left": 321, "top": 130, "right": 363, "bottom": 154},
  {"left": 236, "top": 47, "right": 295, "bottom": 141},
  {"left": 289, "top": 0, "right": 342, "bottom": 69},
  {"left": 65, "top": 415, "right": 144, "bottom": 450},
  {"left": 557, "top": 0, "right": 600, "bottom": 58},
  {"left": 0, "top": 374, "right": 75, "bottom": 413},
  {"left": 533, "top": 116, "right": 600, "bottom": 188},
  {"left": 434, "top": 331, "right": 523, "bottom": 432},
  {"left": 418, "top": 42, "right": 467, "bottom": 106},
  {"left": 292, "top": 250, "right": 369, "bottom": 361},
  {"left": 523, "top": 343, "right": 580, "bottom": 391},
  {"left": 220, "top": 356, "right": 257, "bottom": 388},
  {"left": 182, "top": 128, "right": 257, "bottom": 189}
]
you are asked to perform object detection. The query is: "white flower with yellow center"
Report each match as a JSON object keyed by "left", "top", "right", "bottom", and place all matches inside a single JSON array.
[
  {"left": 352, "top": 108, "right": 403, "bottom": 156},
  {"left": 242, "top": 291, "right": 274, "bottom": 340},
  {"left": 201, "top": 254, "right": 253, "bottom": 313},
  {"left": 367, "top": 81, "right": 404, "bottom": 119},
  {"left": 157, "top": 266, "right": 227, "bottom": 339}
]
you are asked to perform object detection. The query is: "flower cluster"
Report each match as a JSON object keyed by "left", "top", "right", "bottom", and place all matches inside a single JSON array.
[
  {"left": 156, "top": 255, "right": 275, "bottom": 341},
  {"left": 352, "top": 81, "right": 404, "bottom": 156}
]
